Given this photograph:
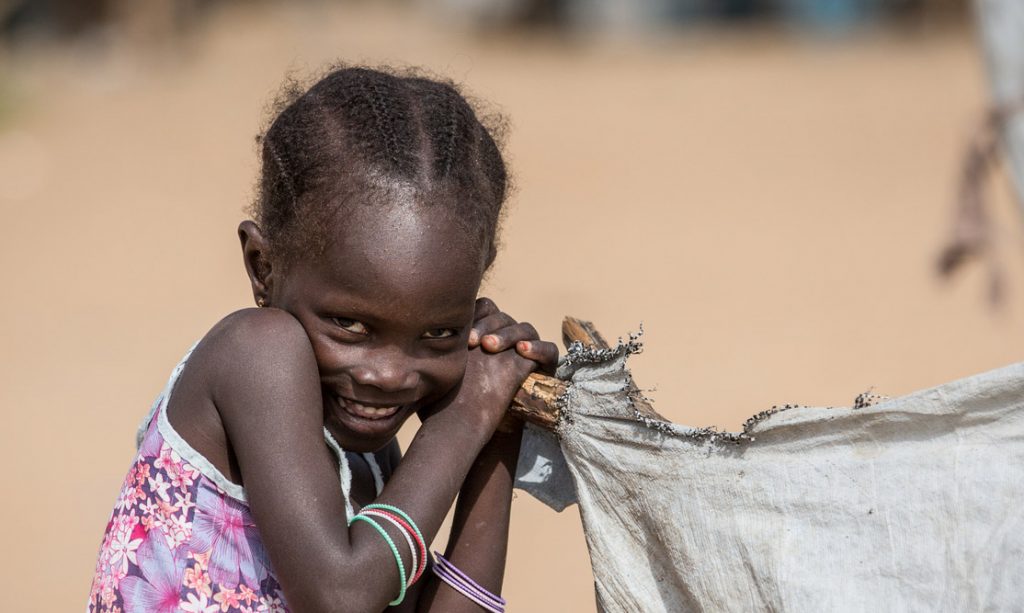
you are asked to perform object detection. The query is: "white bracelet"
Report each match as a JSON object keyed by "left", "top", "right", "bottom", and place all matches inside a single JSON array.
[{"left": 360, "top": 509, "right": 418, "bottom": 587}]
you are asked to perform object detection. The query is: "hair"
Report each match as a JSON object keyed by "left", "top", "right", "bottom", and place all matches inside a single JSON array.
[{"left": 251, "top": 65, "right": 510, "bottom": 269}]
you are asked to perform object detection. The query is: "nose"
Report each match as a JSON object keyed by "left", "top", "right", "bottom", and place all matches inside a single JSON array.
[{"left": 349, "top": 349, "right": 421, "bottom": 394}]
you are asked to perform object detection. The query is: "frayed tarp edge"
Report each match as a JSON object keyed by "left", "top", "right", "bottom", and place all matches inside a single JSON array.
[{"left": 556, "top": 329, "right": 874, "bottom": 446}]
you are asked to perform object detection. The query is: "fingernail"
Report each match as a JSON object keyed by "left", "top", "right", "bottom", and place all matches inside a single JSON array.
[
  {"left": 469, "top": 330, "right": 479, "bottom": 345},
  {"left": 518, "top": 341, "right": 531, "bottom": 352},
  {"left": 484, "top": 335, "right": 498, "bottom": 348}
]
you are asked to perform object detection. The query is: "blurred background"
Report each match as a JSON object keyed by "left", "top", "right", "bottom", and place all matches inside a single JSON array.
[{"left": 3, "top": 0, "right": 1023, "bottom": 610}]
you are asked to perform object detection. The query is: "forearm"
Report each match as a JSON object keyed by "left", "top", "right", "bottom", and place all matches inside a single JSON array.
[
  {"left": 251, "top": 407, "right": 500, "bottom": 613},
  {"left": 375, "top": 409, "right": 500, "bottom": 541},
  {"left": 298, "top": 393, "right": 524, "bottom": 612},
  {"left": 417, "top": 426, "right": 523, "bottom": 612}
]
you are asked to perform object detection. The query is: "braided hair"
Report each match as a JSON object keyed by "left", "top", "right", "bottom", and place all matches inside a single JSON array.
[{"left": 252, "top": 66, "right": 509, "bottom": 268}]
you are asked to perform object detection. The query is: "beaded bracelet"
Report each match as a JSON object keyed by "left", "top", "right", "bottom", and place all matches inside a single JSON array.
[
  {"left": 362, "top": 504, "right": 427, "bottom": 583},
  {"left": 362, "top": 509, "right": 425, "bottom": 584},
  {"left": 432, "top": 552, "right": 506, "bottom": 613},
  {"left": 360, "top": 510, "right": 418, "bottom": 588},
  {"left": 348, "top": 514, "right": 407, "bottom": 606}
]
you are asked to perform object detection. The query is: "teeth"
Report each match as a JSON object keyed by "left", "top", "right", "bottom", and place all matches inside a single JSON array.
[{"left": 340, "top": 397, "right": 400, "bottom": 420}]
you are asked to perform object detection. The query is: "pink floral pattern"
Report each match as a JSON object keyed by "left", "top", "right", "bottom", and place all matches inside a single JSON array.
[{"left": 88, "top": 406, "right": 287, "bottom": 612}]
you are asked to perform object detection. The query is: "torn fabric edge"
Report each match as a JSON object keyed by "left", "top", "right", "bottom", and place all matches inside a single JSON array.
[
  {"left": 560, "top": 331, "right": 807, "bottom": 445},
  {"left": 514, "top": 329, "right": 891, "bottom": 511}
]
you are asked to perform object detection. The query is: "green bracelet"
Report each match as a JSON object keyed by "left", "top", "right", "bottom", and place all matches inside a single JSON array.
[
  {"left": 349, "top": 513, "right": 408, "bottom": 606},
  {"left": 362, "top": 504, "right": 425, "bottom": 549}
]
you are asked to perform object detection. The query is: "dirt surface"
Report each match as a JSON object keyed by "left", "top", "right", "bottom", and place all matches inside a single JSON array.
[{"left": 2, "top": 3, "right": 1022, "bottom": 611}]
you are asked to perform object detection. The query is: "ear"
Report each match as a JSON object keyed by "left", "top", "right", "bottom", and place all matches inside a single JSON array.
[{"left": 238, "top": 221, "right": 274, "bottom": 307}]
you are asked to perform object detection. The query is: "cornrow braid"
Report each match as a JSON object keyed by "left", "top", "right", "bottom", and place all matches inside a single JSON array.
[
  {"left": 438, "top": 95, "right": 460, "bottom": 178},
  {"left": 265, "top": 138, "right": 298, "bottom": 207},
  {"left": 359, "top": 77, "right": 403, "bottom": 170},
  {"left": 250, "top": 65, "right": 509, "bottom": 266}
]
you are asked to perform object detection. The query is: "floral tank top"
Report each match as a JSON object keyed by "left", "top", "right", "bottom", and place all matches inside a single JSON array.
[{"left": 87, "top": 345, "right": 383, "bottom": 613}]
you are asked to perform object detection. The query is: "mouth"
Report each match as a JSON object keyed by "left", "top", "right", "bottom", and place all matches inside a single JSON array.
[{"left": 335, "top": 395, "right": 404, "bottom": 422}]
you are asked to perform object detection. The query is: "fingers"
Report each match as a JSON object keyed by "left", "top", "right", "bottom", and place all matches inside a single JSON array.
[
  {"left": 469, "top": 296, "right": 558, "bottom": 373},
  {"left": 515, "top": 339, "right": 559, "bottom": 375},
  {"left": 470, "top": 315, "right": 518, "bottom": 348},
  {"left": 472, "top": 297, "right": 500, "bottom": 322},
  {"left": 477, "top": 320, "right": 538, "bottom": 353},
  {"left": 469, "top": 297, "right": 502, "bottom": 347}
]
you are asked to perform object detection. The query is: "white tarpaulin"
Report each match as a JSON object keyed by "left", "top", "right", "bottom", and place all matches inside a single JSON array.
[{"left": 515, "top": 342, "right": 1024, "bottom": 612}]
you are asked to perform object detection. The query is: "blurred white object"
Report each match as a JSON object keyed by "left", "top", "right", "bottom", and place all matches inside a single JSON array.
[
  {"left": 423, "top": 0, "right": 682, "bottom": 32},
  {"left": 975, "top": 0, "right": 1024, "bottom": 209},
  {"left": 563, "top": 0, "right": 678, "bottom": 31}
]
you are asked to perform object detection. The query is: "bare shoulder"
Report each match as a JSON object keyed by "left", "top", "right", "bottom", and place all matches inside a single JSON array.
[
  {"left": 195, "top": 308, "right": 319, "bottom": 409},
  {"left": 207, "top": 307, "right": 310, "bottom": 353}
]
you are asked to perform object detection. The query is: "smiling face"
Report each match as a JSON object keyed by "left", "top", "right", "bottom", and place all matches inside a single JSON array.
[{"left": 252, "top": 196, "right": 486, "bottom": 453}]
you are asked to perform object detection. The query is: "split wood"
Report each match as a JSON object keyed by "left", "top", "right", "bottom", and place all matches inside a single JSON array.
[{"left": 508, "top": 316, "right": 665, "bottom": 430}]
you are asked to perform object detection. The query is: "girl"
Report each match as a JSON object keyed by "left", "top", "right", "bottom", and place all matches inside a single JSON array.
[{"left": 88, "top": 66, "right": 559, "bottom": 613}]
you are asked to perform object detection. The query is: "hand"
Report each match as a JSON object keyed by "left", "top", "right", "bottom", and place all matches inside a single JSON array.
[
  {"left": 467, "top": 298, "right": 559, "bottom": 376},
  {"left": 417, "top": 299, "right": 556, "bottom": 436},
  {"left": 415, "top": 343, "right": 533, "bottom": 437}
]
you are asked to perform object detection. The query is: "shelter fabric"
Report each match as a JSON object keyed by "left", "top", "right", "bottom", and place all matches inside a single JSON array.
[{"left": 515, "top": 342, "right": 1024, "bottom": 612}]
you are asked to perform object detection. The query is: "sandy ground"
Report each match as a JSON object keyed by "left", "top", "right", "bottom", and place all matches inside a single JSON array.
[{"left": 2, "top": 3, "right": 1023, "bottom": 610}]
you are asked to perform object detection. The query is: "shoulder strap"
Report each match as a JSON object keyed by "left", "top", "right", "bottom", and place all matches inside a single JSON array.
[
  {"left": 363, "top": 453, "right": 385, "bottom": 495},
  {"left": 323, "top": 428, "right": 356, "bottom": 520},
  {"left": 136, "top": 342, "right": 199, "bottom": 449}
]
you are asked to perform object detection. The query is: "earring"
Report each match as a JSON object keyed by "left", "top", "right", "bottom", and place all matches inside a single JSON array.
[{"left": 257, "top": 297, "right": 267, "bottom": 308}]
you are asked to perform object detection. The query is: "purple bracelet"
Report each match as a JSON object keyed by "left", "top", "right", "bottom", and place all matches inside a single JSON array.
[
  {"left": 431, "top": 552, "right": 506, "bottom": 612},
  {"left": 433, "top": 553, "right": 508, "bottom": 606},
  {"left": 433, "top": 566, "right": 504, "bottom": 613},
  {"left": 432, "top": 553, "right": 508, "bottom": 605},
  {"left": 433, "top": 556, "right": 506, "bottom": 609}
]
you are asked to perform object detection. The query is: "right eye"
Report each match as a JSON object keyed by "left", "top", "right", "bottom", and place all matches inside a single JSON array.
[
  {"left": 422, "top": 328, "right": 459, "bottom": 340},
  {"left": 331, "top": 318, "right": 369, "bottom": 335}
]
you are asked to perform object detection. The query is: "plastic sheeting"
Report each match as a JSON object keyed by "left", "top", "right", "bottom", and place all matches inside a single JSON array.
[{"left": 515, "top": 342, "right": 1024, "bottom": 612}]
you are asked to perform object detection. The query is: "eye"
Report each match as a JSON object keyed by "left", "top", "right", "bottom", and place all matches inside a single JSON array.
[
  {"left": 422, "top": 328, "right": 458, "bottom": 340},
  {"left": 331, "top": 317, "right": 369, "bottom": 335}
]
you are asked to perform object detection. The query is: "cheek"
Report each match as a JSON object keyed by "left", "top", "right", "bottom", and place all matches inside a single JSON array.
[{"left": 301, "top": 326, "right": 340, "bottom": 371}]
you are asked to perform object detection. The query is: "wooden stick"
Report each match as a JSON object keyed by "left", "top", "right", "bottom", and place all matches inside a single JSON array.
[
  {"left": 561, "top": 317, "right": 609, "bottom": 350},
  {"left": 510, "top": 373, "right": 566, "bottom": 430},
  {"left": 508, "top": 316, "right": 667, "bottom": 430}
]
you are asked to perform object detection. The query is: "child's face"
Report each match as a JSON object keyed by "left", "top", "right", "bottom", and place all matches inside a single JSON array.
[{"left": 264, "top": 202, "right": 485, "bottom": 453}]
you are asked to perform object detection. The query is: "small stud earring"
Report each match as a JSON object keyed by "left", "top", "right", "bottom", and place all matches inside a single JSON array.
[{"left": 257, "top": 297, "right": 267, "bottom": 308}]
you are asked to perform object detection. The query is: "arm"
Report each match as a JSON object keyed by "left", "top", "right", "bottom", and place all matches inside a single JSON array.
[
  {"left": 415, "top": 424, "right": 523, "bottom": 612},
  {"left": 206, "top": 308, "right": 535, "bottom": 613},
  {"left": 412, "top": 298, "right": 557, "bottom": 612}
]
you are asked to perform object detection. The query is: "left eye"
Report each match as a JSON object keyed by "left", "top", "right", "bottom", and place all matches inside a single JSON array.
[
  {"left": 332, "top": 318, "right": 369, "bottom": 335},
  {"left": 422, "top": 328, "right": 457, "bottom": 339}
]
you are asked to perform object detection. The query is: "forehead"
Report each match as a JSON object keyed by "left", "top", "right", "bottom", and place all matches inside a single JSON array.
[{"left": 299, "top": 200, "right": 484, "bottom": 317}]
